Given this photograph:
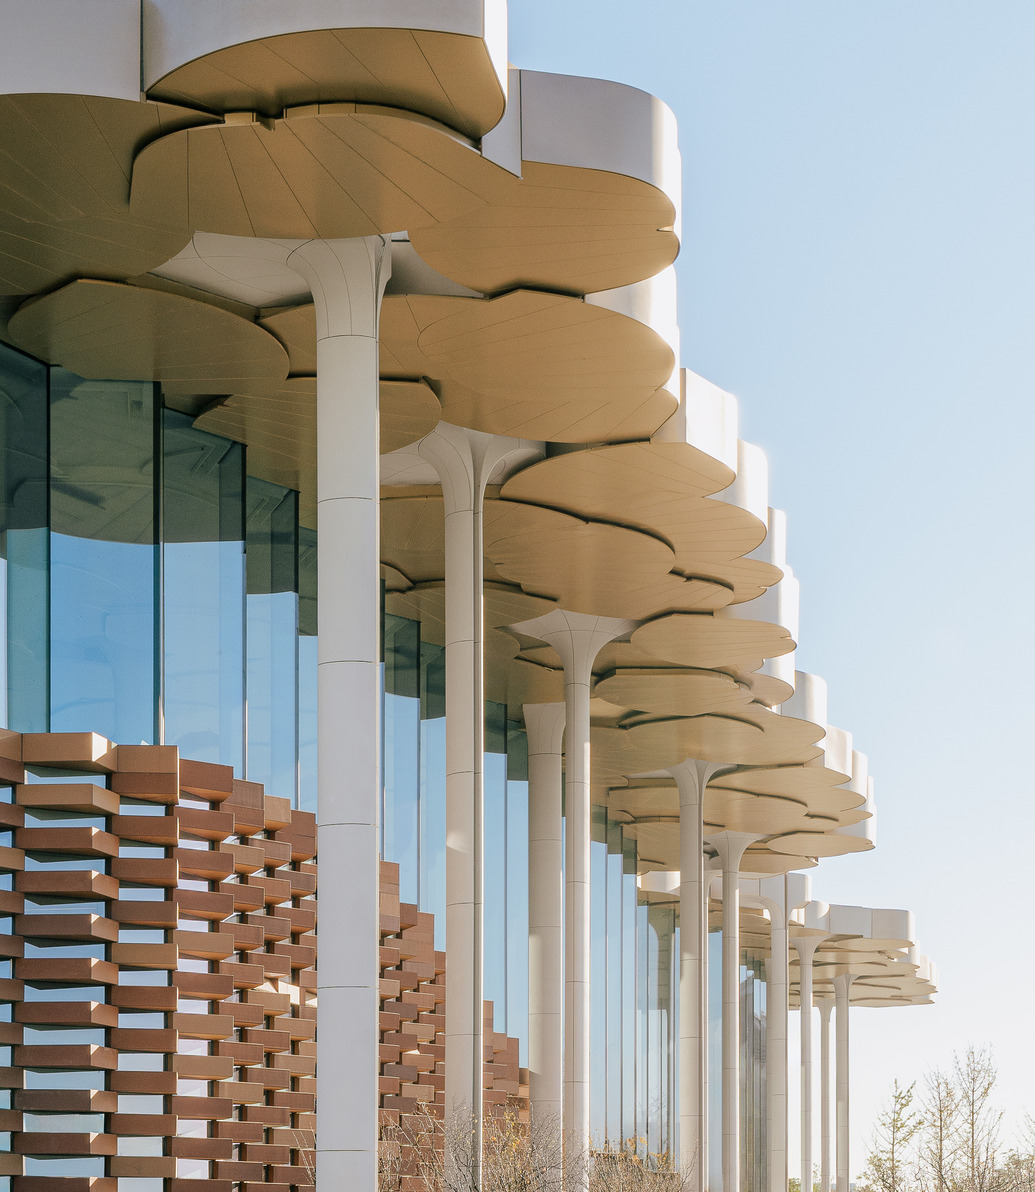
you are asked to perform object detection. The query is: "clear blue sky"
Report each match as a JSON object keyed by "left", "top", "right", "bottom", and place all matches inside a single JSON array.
[{"left": 510, "top": 0, "right": 1035, "bottom": 1173}]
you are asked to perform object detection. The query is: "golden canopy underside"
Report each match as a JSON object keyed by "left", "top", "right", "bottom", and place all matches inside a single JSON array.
[
  {"left": 145, "top": 27, "right": 508, "bottom": 139},
  {"left": 196, "top": 378, "right": 442, "bottom": 525},
  {"left": 631, "top": 612, "right": 796, "bottom": 672},
  {"left": 409, "top": 160, "right": 680, "bottom": 295},
  {"left": 8, "top": 279, "right": 289, "bottom": 393},
  {"left": 380, "top": 492, "right": 739, "bottom": 622},
  {"left": 0, "top": 94, "right": 217, "bottom": 296},
  {"left": 129, "top": 105, "right": 504, "bottom": 242},
  {"left": 267, "top": 290, "right": 677, "bottom": 443},
  {"left": 501, "top": 445, "right": 778, "bottom": 600}
]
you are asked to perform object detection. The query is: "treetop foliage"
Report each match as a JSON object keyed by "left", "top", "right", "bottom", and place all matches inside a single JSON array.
[{"left": 858, "top": 1046, "right": 1035, "bottom": 1192}]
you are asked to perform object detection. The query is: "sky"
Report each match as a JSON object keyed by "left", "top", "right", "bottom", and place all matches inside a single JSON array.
[{"left": 510, "top": 0, "right": 1035, "bottom": 1177}]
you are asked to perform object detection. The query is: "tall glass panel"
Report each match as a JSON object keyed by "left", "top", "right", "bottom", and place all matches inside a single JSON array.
[
  {"left": 606, "top": 820, "right": 624, "bottom": 1143},
  {"left": 246, "top": 479, "right": 298, "bottom": 802},
  {"left": 298, "top": 527, "right": 317, "bottom": 814},
  {"left": 646, "top": 905, "right": 662, "bottom": 1154},
  {"left": 590, "top": 803, "right": 608, "bottom": 1143},
  {"left": 636, "top": 900, "right": 650, "bottom": 1141},
  {"left": 650, "top": 905, "right": 676, "bottom": 1156},
  {"left": 671, "top": 920, "right": 681, "bottom": 1157},
  {"left": 49, "top": 371, "right": 157, "bottom": 745},
  {"left": 162, "top": 411, "right": 245, "bottom": 767},
  {"left": 418, "top": 640, "right": 445, "bottom": 946},
  {"left": 708, "top": 926, "right": 722, "bottom": 1191},
  {"left": 505, "top": 725, "right": 529, "bottom": 1062},
  {"left": 383, "top": 613, "right": 420, "bottom": 906},
  {"left": 622, "top": 843, "right": 638, "bottom": 1142},
  {"left": 741, "top": 960, "right": 767, "bottom": 1192},
  {"left": 483, "top": 701, "right": 508, "bottom": 1026},
  {"left": 0, "top": 344, "right": 48, "bottom": 731}
]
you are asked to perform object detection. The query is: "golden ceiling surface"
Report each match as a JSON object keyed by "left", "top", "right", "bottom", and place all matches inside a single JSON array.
[
  {"left": 8, "top": 279, "right": 288, "bottom": 394},
  {"left": 594, "top": 668, "right": 754, "bottom": 718},
  {"left": 631, "top": 612, "right": 796, "bottom": 671},
  {"left": 381, "top": 491, "right": 711, "bottom": 620},
  {"left": 196, "top": 377, "right": 441, "bottom": 525},
  {"left": 420, "top": 292, "right": 676, "bottom": 441},
  {"left": 0, "top": 94, "right": 217, "bottom": 295},
  {"left": 130, "top": 105, "right": 506, "bottom": 242},
  {"left": 409, "top": 160, "right": 680, "bottom": 295},
  {"left": 500, "top": 447, "right": 775, "bottom": 595},
  {"left": 145, "top": 28, "right": 508, "bottom": 139},
  {"left": 259, "top": 291, "right": 676, "bottom": 443}
]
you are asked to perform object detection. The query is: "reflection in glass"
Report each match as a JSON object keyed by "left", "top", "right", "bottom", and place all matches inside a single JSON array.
[
  {"left": 505, "top": 727, "right": 529, "bottom": 1063},
  {"left": 708, "top": 926, "right": 722, "bottom": 1191},
  {"left": 419, "top": 640, "right": 445, "bottom": 946},
  {"left": 590, "top": 804, "right": 608, "bottom": 1143},
  {"left": 384, "top": 614, "right": 420, "bottom": 905},
  {"left": 163, "top": 411, "right": 244, "bottom": 767},
  {"left": 298, "top": 527, "right": 317, "bottom": 813},
  {"left": 246, "top": 479, "right": 299, "bottom": 801},
  {"left": 483, "top": 702, "right": 508, "bottom": 1027},
  {"left": 0, "top": 343, "right": 48, "bottom": 732},
  {"left": 49, "top": 370, "right": 158, "bottom": 745}
]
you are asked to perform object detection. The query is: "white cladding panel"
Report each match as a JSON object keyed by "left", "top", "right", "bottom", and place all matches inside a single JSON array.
[
  {"left": 0, "top": 0, "right": 140, "bottom": 100},
  {"left": 142, "top": 0, "right": 507, "bottom": 92}
]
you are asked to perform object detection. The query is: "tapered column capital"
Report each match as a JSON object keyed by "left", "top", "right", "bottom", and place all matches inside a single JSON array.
[
  {"left": 707, "top": 829, "right": 762, "bottom": 872},
  {"left": 668, "top": 756, "right": 726, "bottom": 804},
  {"left": 417, "top": 421, "right": 540, "bottom": 513},
  {"left": 511, "top": 607, "right": 636, "bottom": 681},
  {"left": 286, "top": 235, "right": 391, "bottom": 338},
  {"left": 523, "top": 701, "right": 566, "bottom": 756},
  {"left": 742, "top": 871, "right": 811, "bottom": 923},
  {"left": 832, "top": 972, "right": 856, "bottom": 1000}
]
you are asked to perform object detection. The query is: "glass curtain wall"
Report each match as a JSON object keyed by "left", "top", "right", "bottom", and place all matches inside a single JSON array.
[
  {"left": 49, "top": 370, "right": 158, "bottom": 747},
  {"left": 380, "top": 605, "right": 680, "bottom": 1145},
  {"left": 298, "top": 526, "right": 317, "bottom": 814},
  {"left": 380, "top": 610, "right": 531, "bottom": 1057},
  {"left": 245, "top": 478, "right": 299, "bottom": 799},
  {"left": 706, "top": 926, "right": 769, "bottom": 1192},
  {"left": 0, "top": 342, "right": 311, "bottom": 809},
  {"left": 163, "top": 411, "right": 245, "bottom": 767},
  {"left": 0, "top": 343, "right": 48, "bottom": 733},
  {"left": 0, "top": 340, "right": 696, "bottom": 1151},
  {"left": 590, "top": 804, "right": 676, "bottom": 1154}
]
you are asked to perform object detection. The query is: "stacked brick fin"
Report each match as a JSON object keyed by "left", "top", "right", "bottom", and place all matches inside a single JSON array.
[
  {"left": 378, "top": 861, "right": 529, "bottom": 1187},
  {"left": 0, "top": 733, "right": 316, "bottom": 1192}
]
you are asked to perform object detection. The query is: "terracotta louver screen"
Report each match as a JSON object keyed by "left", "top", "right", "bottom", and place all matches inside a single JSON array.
[{"left": 0, "top": 731, "right": 526, "bottom": 1192}]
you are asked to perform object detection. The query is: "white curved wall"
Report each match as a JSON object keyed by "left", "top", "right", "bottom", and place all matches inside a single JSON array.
[
  {"left": 718, "top": 441, "right": 769, "bottom": 526},
  {"left": 783, "top": 671, "right": 828, "bottom": 731},
  {"left": 0, "top": 0, "right": 140, "bottom": 100},
  {"left": 588, "top": 267, "right": 681, "bottom": 382},
  {"left": 518, "top": 69, "right": 682, "bottom": 224},
  {"left": 652, "top": 372, "right": 739, "bottom": 475},
  {"left": 142, "top": 0, "right": 508, "bottom": 94}
]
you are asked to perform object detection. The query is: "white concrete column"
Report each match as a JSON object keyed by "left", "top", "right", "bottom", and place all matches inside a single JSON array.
[
  {"left": 708, "top": 831, "right": 761, "bottom": 1192},
  {"left": 704, "top": 863, "right": 720, "bottom": 1192},
  {"left": 418, "top": 424, "right": 538, "bottom": 1169},
  {"left": 793, "top": 936, "right": 823, "bottom": 1192},
  {"left": 760, "top": 896, "right": 787, "bottom": 1192},
  {"left": 833, "top": 974, "right": 856, "bottom": 1192},
  {"left": 286, "top": 235, "right": 390, "bottom": 1192},
  {"left": 818, "top": 997, "right": 833, "bottom": 1192},
  {"left": 524, "top": 701, "right": 566, "bottom": 1136},
  {"left": 764, "top": 935, "right": 790, "bottom": 1192},
  {"left": 510, "top": 609, "right": 635, "bottom": 1180},
  {"left": 668, "top": 759, "right": 723, "bottom": 1191}
]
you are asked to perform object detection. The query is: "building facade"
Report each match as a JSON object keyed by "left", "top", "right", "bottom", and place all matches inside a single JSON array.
[{"left": 0, "top": 2, "right": 935, "bottom": 1191}]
